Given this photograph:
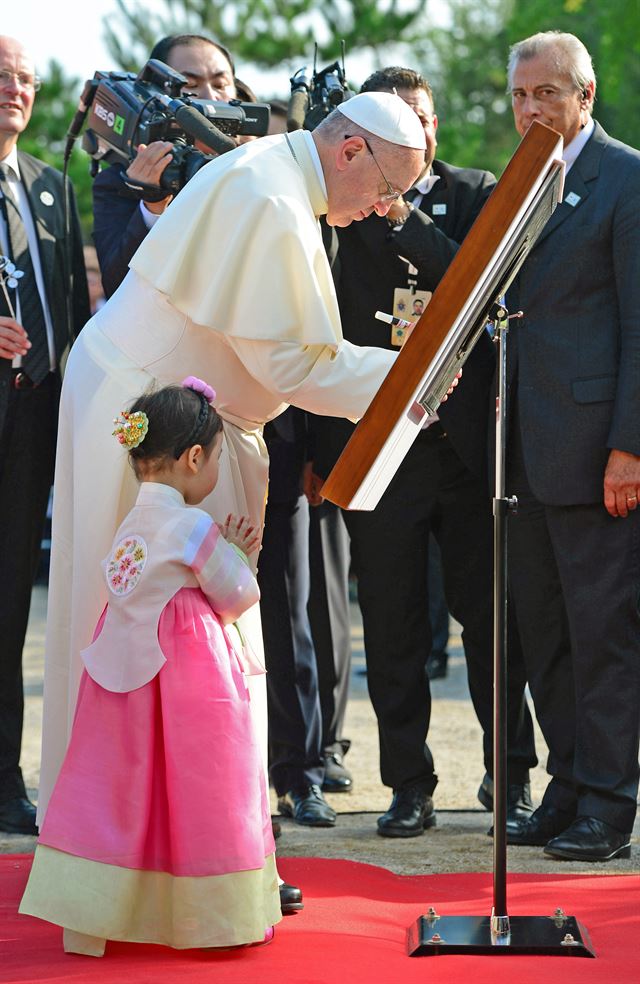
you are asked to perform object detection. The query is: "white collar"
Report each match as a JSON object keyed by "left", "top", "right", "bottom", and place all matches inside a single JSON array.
[
  {"left": 0, "top": 145, "right": 20, "bottom": 180},
  {"left": 136, "top": 482, "right": 186, "bottom": 507},
  {"left": 301, "top": 130, "right": 328, "bottom": 197},
  {"left": 563, "top": 117, "right": 595, "bottom": 173},
  {"left": 413, "top": 167, "right": 440, "bottom": 197}
]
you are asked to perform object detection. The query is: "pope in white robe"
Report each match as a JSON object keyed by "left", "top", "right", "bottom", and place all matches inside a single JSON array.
[{"left": 38, "top": 92, "right": 427, "bottom": 823}]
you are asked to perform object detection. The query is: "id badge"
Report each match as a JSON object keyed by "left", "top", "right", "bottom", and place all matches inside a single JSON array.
[{"left": 391, "top": 288, "right": 432, "bottom": 346}]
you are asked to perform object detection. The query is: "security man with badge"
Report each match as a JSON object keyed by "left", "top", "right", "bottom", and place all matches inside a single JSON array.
[{"left": 310, "top": 67, "right": 537, "bottom": 837}]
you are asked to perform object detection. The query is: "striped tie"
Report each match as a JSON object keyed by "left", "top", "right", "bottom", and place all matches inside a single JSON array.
[{"left": 0, "top": 164, "right": 50, "bottom": 384}]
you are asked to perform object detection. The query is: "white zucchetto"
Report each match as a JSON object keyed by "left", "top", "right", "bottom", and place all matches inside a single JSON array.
[{"left": 336, "top": 92, "right": 426, "bottom": 151}]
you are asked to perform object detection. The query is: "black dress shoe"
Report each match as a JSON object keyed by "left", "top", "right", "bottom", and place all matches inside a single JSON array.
[
  {"left": 426, "top": 652, "right": 448, "bottom": 680},
  {"left": 544, "top": 816, "right": 632, "bottom": 862},
  {"left": 377, "top": 786, "right": 436, "bottom": 838},
  {"left": 279, "top": 882, "right": 304, "bottom": 914},
  {"left": 321, "top": 751, "right": 353, "bottom": 793},
  {"left": 506, "top": 803, "right": 575, "bottom": 846},
  {"left": 478, "top": 773, "right": 534, "bottom": 826},
  {"left": 272, "top": 819, "right": 282, "bottom": 840},
  {"left": 278, "top": 784, "right": 337, "bottom": 827},
  {"left": 0, "top": 797, "right": 38, "bottom": 835}
]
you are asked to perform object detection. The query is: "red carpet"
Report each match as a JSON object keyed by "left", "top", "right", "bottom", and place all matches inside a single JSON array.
[{"left": 1, "top": 855, "right": 639, "bottom": 983}]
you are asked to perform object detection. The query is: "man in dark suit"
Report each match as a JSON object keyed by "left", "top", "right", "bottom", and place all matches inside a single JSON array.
[
  {"left": 310, "top": 67, "right": 537, "bottom": 837},
  {"left": 502, "top": 31, "right": 640, "bottom": 862},
  {"left": 0, "top": 35, "right": 89, "bottom": 834}
]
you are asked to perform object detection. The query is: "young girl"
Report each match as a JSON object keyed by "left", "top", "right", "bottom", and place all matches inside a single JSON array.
[{"left": 20, "top": 377, "right": 281, "bottom": 955}]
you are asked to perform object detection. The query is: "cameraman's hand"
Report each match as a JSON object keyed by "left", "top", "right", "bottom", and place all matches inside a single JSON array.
[{"left": 126, "top": 142, "right": 174, "bottom": 213}]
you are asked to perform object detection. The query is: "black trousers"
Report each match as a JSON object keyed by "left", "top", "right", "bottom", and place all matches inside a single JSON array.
[
  {"left": 259, "top": 493, "right": 324, "bottom": 795},
  {"left": 308, "top": 499, "right": 352, "bottom": 754},
  {"left": 343, "top": 427, "right": 536, "bottom": 793},
  {"left": 0, "top": 373, "right": 58, "bottom": 803},
  {"left": 507, "top": 418, "right": 640, "bottom": 831}
]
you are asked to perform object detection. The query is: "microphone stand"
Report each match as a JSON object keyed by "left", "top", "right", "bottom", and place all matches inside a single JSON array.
[{"left": 406, "top": 304, "right": 594, "bottom": 959}]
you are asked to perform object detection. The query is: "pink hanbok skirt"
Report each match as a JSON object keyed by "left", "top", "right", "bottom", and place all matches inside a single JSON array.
[{"left": 20, "top": 587, "right": 280, "bottom": 948}]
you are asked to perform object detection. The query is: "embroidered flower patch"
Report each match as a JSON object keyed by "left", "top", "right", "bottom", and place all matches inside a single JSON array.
[{"left": 107, "top": 535, "right": 148, "bottom": 595}]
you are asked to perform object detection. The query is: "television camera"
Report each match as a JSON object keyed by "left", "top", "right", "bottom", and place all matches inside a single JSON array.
[
  {"left": 66, "top": 59, "right": 270, "bottom": 197},
  {"left": 287, "top": 43, "right": 355, "bottom": 132}
]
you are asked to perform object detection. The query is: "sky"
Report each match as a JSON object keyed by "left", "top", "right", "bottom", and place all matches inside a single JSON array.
[
  {"left": 3, "top": 0, "right": 119, "bottom": 82},
  {"left": 2, "top": 0, "right": 448, "bottom": 101}
]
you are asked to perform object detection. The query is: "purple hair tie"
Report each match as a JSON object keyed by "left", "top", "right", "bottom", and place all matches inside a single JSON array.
[{"left": 182, "top": 376, "right": 216, "bottom": 405}]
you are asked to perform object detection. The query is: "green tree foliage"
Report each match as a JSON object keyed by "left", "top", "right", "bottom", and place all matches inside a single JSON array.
[
  {"left": 412, "top": 0, "right": 516, "bottom": 176},
  {"left": 407, "top": 0, "right": 640, "bottom": 176},
  {"left": 19, "top": 61, "right": 94, "bottom": 238},
  {"left": 20, "top": 0, "right": 639, "bottom": 239},
  {"left": 103, "top": 0, "right": 428, "bottom": 70}
]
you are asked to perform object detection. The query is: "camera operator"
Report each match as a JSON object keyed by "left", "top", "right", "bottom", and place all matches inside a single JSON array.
[{"left": 92, "top": 33, "right": 238, "bottom": 298}]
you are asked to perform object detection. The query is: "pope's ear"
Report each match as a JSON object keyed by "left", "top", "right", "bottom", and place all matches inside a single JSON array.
[{"left": 338, "top": 135, "right": 365, "bottom": 170}]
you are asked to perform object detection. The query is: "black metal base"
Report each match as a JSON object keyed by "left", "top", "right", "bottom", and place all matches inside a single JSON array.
[{"left": 407, "top": 914, "right": 595, "bottom": 957}]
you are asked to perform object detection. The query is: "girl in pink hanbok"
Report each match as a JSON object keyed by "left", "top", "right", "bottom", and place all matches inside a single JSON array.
[{"left": 21, "top": 377, "right": 281, "bottom": 956}]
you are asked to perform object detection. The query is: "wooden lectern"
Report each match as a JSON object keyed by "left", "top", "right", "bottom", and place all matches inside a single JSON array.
[
  {"left": 321, "top": 120, "right": 565, "bottom": 511},
  {"left": 323, "top": 121, "right": 596, "bottom": 958}
]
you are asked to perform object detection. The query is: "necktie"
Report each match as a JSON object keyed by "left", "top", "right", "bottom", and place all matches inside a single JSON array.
[{"left": 0, "top": 164, "right": 50, "bottom": 384}]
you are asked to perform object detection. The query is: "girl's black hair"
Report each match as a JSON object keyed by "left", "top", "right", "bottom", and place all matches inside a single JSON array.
[{"left": 127, "top": 384, "right": 222, "bottom": 477}]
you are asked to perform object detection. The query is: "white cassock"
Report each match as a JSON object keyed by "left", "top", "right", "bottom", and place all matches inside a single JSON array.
[{"left": 38, "top": 129, "right": 395, "bottom": 822}]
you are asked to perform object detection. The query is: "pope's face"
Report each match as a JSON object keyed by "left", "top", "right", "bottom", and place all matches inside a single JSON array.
[
  {"left": 510, "top": 50, "right": 592, "bottom": 147},
  {"left": 326, "top": 136, "right": 424, "bottom": 227},
  {"left": 395, "top": 87, "right": 438, "bottom": 171},
  {"left": 0, "top": 37, "right": 36, "bottom": 143}
]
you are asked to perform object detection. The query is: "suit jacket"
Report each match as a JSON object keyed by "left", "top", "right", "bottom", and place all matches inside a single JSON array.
[
  {"left": 506, "top": 122, "right": 640, "bottom": 505},
  {"left": 0, "top": 150, "right": 89, "bottom": 430},
  {"left": 312, "top": 158, "right": 496, "bottom": 482},
  {"left": 92, "top": 163, "right": 150, "bottom": 299}
]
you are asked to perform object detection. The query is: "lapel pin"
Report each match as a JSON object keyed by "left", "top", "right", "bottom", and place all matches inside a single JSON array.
[
  {"left": 564, "top": 191, "right": 581, "bottom": 207},
  {"left": 39, "top": 190, "right": 54, "bottom": 206}
]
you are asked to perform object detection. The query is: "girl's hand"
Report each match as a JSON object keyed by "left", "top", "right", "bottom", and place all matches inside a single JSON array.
[{"left": 219, "top": 514, "right": 261, "bottom": 555}]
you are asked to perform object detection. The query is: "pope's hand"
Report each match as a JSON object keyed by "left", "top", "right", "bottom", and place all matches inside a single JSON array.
[{"left": 441, "top": 369, "right": 462, "bottom": 402}]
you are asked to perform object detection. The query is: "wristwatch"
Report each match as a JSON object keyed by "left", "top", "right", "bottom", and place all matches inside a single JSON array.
[{"left": 387, "top": 202, "right": 414, "bottom": 229}]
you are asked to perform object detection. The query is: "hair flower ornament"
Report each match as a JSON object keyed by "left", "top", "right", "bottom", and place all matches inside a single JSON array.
[
  {"left": 181, "top": 376, "right": 216, "bottom": 405},
  {"left": 112, "top": 410, "right": 149, "bottom": 449}
]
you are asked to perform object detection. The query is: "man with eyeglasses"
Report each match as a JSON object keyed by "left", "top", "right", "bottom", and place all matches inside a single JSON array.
[
  {"left": 0, "top": 35, "right": 89, "bottom": 835},
  {"left": 308, "top": 66, "right": 538, "bottom": 838},
  {"left": 502, "top": 31, "right": 640, "bottom": 863}
]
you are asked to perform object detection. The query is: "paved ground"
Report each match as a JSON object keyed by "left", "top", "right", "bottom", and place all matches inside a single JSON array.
[{"left": 3, "top": 585, "right": 638, "bottom": 876}]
